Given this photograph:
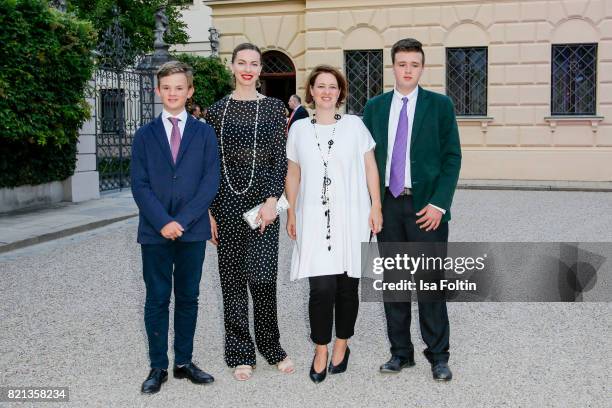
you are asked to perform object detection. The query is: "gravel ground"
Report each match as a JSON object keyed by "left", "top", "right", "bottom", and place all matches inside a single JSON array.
[{"left": 1, "top": 190, "right": 611, "bottom": 408}]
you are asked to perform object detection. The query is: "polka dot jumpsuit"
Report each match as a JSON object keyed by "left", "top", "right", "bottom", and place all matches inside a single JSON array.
[{"left": 207, "top": 95, "right": 288, "bottom": 368}]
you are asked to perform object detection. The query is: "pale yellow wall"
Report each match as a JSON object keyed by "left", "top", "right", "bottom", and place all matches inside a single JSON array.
[
  {"left": 206, "top": 0, "right": 612, "bottom": 182},
  {"left": 208, "top": 0, "right": 307, "bottom": 95}
]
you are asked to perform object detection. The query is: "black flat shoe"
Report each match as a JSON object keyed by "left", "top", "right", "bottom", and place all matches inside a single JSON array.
[
  {"left": 141, "top": 368, "right": 168, "bottom": 394},
  {"left": 173, "top": 362, "right": 214, "bottom": 384},
  {"left": 431, "top": 362, "right": 452, "bottom": 381},
  {"left": 328, "top": 346, "right": 350, "bottom": 374},
  {"left": 309, "top": 355, "right": 327, "bottom": 384},
  {"left": 379, "top": 355, "right": 415, "bottom": 373}
]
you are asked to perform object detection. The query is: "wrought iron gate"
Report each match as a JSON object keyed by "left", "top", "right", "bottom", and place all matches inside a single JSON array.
[{"left": 93, "top": 12, "right": 155, "bottom": 191}]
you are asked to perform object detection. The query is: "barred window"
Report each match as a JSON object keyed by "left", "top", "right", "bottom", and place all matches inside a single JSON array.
[
  {"left": 446, "top": 47, "right": 488, "bottom": 116},
  {"left": 262, "top": 51, "right": 295, "bottom": 75},
  {"left": 344, "top": 50, "right": 383, "bottom": 115},
  {"left": 551, "top": 43, "right": 597, "bottom": 115}
]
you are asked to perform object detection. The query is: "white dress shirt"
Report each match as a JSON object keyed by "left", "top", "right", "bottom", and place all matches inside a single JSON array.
[
  {"left": 385, "top": 87, "right": 446, "bottom": 214},
  {"left": 161, "top": 109, "right": 188, "bottom": 146},
  {"left": 385, "top": 86, "right": 418, "bottom": 188}
]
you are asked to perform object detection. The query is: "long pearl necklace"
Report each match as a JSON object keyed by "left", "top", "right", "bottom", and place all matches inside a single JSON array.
[
  {"left": 219, "top": 92, "right": 261, "bottom": 195},
  {"left": 311, "top": 113, "right": 341, "bottom": 251}
]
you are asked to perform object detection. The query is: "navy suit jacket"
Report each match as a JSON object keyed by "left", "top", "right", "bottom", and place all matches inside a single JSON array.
[
  {"left": 131, "top": 114, "right": 220, "bottom": 244},
  {"left": 288, "top": 105, "right": 309, "bottom": 130}
]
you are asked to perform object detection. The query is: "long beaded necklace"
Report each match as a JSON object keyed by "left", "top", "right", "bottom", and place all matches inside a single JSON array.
[
  {"left": 218, "top": 92, "right": 260, "bottom": 195},
  {"left": 311, "top": 113, "right": 341, "bottom": 251}
]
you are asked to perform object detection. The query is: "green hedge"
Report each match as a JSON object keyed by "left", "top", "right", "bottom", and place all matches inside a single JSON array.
[
  {"left": 174, "top": 53, "right": 233, "bottom": 109},
  {"left": 0, "top": 0, "right": 96, "bottom": 188}
]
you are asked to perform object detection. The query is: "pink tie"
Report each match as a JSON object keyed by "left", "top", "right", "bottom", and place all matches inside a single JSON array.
[
  {"left": 286, "top": 109, "right": 296, "bottom": 134},
  {"left": 168, "top": 117, "right": 181, "bottom": 163}
]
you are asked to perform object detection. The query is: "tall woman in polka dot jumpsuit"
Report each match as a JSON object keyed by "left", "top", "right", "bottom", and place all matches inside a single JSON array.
[{"left": 207, "top": 43, "right": 294, "bottom": 381}]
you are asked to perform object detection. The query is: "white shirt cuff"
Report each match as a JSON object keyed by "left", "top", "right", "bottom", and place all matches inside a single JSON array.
[{"left": 428, "top": 203, "right": 446, "bottom": 215}]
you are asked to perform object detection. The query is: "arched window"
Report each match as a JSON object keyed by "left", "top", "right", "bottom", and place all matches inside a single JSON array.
[
  {"left": 262, "top": 51, "right": 295, "bottom": 76},
  {"left": 260, "top": 51, "right": 296, "bottom": 106}
]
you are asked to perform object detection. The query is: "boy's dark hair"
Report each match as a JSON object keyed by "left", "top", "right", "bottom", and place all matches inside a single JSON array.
[
  {"left": 231, "top": 43, "right": 262, "bottom": 63},
  {"left": 304, "top": 65, "right": 348, "bottom": 109},
  {"left": 156, "top": 60, "right": 194, "bottom": 87},
  {"left": 391, "top": 38, "right": 425, "bottom": 65}
]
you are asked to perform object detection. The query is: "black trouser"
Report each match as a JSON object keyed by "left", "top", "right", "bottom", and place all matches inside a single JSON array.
[
  {"left": 141, "top": 241, "right": 205, "bottom": 369},
  {"left": 308, "top": 273, "right": 360, "bottom": 345},
  {"left": 378, "top": 190, "right": 450, "bottom": 364},
  {"left": 217, "top": 213, "right": 287, "bottom": 368}
]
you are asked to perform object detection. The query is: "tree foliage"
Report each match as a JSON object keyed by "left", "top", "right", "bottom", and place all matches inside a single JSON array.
[
  {"left": 174, "top": 53, "right": 233, "bottom": 109},
  {"left": 0, "top": 0, "right": 96, "bottom": 187},
  {"left": 68, "top": 0, "right": 189, "bottom": 57}
]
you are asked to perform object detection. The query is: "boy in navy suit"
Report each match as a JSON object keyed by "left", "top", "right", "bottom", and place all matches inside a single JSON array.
[{"left": 131, "top": 61, "right": 220, "bottom": 394}]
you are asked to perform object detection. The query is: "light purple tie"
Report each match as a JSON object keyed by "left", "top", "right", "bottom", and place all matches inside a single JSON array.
[
  {"left": 168, "top": 117, "right": 181, "bottom": 163},
  {"left": 389, "top": 97, "right": 409, "bottom": 197}
]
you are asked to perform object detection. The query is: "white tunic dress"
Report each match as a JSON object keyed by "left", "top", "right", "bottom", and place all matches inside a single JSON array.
[{"left": 286, "top": 115, "right": 376, "bottom": 281}]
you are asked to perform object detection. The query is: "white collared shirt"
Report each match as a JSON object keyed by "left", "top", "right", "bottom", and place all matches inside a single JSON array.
[
  {"left": 386, "top": 86, "right": 418, "bottom": 188},
  {"left": 161, "top": 109, "right": 188, "bottom": 146}
]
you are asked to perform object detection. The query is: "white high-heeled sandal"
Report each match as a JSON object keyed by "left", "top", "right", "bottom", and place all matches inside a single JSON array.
[
  {"left": 276, "top": 357, "right": 295, "bottom": 374},
  {"left": 233, "top": 365, "right": 254, "bottom": 381}
]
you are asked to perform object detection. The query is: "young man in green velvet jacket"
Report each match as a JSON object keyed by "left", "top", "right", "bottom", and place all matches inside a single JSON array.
[{"left": 362, "top": 38, "right": 461, "bottom": 381}]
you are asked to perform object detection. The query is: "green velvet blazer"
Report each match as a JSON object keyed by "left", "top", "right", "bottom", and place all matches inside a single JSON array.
[{"left": 362, "top": 87, "right": 462, "bottom": 222}]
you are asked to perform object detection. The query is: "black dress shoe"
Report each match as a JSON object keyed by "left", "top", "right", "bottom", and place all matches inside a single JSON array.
[
  {"left": 379, "top": 355, "right": 415, "bottom": 373},
  {"left": 173, "top": 362, "right": 214, "bottom": 384},
  {"left": 309, "top": 356, "right": 327, "bottom": 384},
  {"left": 328, "top": 346, "right": 350, "bottom": 374},
  {"left": 431, "top": 362, "right": 452, "bottom": 381},
  {"left": 141, "top": 368, "right": 168, "bottom": 394}
]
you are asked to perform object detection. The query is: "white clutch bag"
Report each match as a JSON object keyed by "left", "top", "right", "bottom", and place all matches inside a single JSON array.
[{"left": 243, "top": 194, "right": 290, "bottom": 229}]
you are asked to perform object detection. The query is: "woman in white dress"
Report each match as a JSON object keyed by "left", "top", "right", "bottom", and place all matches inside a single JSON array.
[{"left": 285, "top": 65, "right": 382, "bottom": 383}]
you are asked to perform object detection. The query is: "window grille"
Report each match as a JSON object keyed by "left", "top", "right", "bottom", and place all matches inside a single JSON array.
[
  {"left": 263, "top": 51, "right": 295, "bottom": 74},
  {"left": 551, "top": 43, "right": 597, "bottom": 115},
  {"left": 446, "top": 47, "right": 488, "bottom": 116},
  {"left": 344, "top": 50, "right": 383, "bottom": 115}
]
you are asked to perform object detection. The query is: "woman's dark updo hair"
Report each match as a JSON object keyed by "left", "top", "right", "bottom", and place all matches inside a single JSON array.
[{"left": 231, "top": 43, "right": 262, "bottom": 63}]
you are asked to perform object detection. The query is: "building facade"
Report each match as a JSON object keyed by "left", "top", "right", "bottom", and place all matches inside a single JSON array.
[
  {"left": 173, "top": 1, "right": 214, "bottom": 55},
  {"left": 203, "top": 0, "right": 612, "bottom": 183}
]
